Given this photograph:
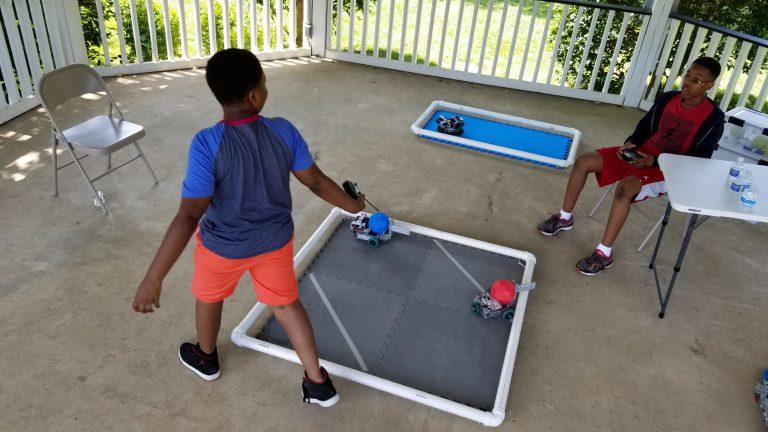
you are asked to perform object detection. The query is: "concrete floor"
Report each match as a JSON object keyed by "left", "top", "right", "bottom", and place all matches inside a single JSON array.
[{"left": 1, "top": 58, "right": 767, "bottom": 431}]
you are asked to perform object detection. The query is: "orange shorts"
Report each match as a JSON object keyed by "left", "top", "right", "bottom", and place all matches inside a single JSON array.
[{"left": 191, "top": 233, "right": 298, "bottom": 305}]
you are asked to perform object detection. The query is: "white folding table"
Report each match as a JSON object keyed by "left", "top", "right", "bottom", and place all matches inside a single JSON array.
[{"left": 650, "top": 154, "right": 768, "bottom": 318}]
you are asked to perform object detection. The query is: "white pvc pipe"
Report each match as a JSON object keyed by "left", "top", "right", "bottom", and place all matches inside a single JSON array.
[{"left": 230, "top": 207, "right": 536, "bottom": 427}]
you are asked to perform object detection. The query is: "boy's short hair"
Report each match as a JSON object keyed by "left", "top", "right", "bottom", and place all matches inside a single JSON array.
[
  {"left": 205, "top": 48, "right": 264, "bottom": 105},
  {"left": 692, "top": 56, "right": 721, "bottom": 80}
]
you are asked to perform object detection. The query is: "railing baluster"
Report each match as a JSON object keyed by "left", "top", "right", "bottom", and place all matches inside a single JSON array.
[
  {"left": 620, "top": 14, "right": 648, "bottom": 96},
  {"left": 504, "top": 0, "right": 524, "bottom": 78},
  {"left": 128, "top": 0, "right": 143, "bottom": 62},
  {"left": 362, "top": 0, "right": 370, "bottom": 55},
  {"left": 45, "top": 1, "right": 67, "bottom": 68},
  {"left": 223, "top": 0, "right": 230, "bottom": 49},
  {"left": 449, "top": 0, "right": 465, "bottom": 69},
  {"left": 236, "top": 0, "right": 244, "bottom": 48},
  {"left": 399, "top": 0, "right": 409, "bottom": 60},
  {"left": 601, "top": 12, "right": 629, "bottom": 93},
  {"left": 755, "top": 74, "right": 768, "bottom": 113},
  {"left": 489, "top": 0, "right": 510, "bottom": 76},
  {"left": 208, "top": 0, "right": 217, "bottom": 54},
  {"left": 463, "top": 0, "right": 480, "bottom": 72},
  {"left": 336, "top": 0, "right": 342, "bottom": 50},
  {"left": 290, "top": 0, "right": 296, "bottom": 49},
  {"left": 146, "top": 0, "right": 158, "bottom": 61},
  {"left": 437, "top": 0, "right": 452, "bottom": 67},
  {"left": 161, "top": 0, "right": 174, "bottom": 59},
  {"left": 264, "top": 0, "right": 271, "bottom": 50},
  {"left": 250, "top": 0, "right": 258, "bottom": 51},
  {"left": 177, "top": 0, "right": 189, "bottom": 57},
  {"left": 738, "top": 46, "right": 767, "bottom": 108},
  {"left": 588, "top": 9, "right": 613, "bottom": 91},
  {"left": 411, "top": 0, "right": 423, "bottom": 63},
  {"left": 348, "top": 0, "right": 354, "bottom": 52},
  {"left": 646, "top": 19, "right": 678, "bottom": 101},
  {"left": 277, "top": 0, "right": 284, "bottom": 49},
  {"left": 1, "top": 1, "right": 32, "bottom": 96},
  {"left": 532, "top": 2, "right": 553, "bottom": 83},
  {"left": 28, "top": 0, "right": 54, "bottom": 71},
  {"left": 13, "top": 0, "right": 43, "bottom": 86},
  {"left": 424, "top": 0, "right": 438, "bottom": 66},
  {"left": 704, "top": 32, "right": 722, "bottom": 58},
  {"left": 519, "top": 0, "right": 538, "bottom": 80},
  {"left": 710, "top": 37, "right": 736, "bottom": 98},
  {"left": 558, "top": 6, "right": 584, "bottom": 86},
  {"left": 373, "top": 0, "right": 382, "bottom": 56},
  {"left": 113, "top": 0, "right": 128, "bottom": 63},
  {"left": 477, "top": 0, "right": 496, "bottom": 74},
  {"left": 546, "top": 3, "right": 569, "bottom": 85},
  {"left": 194, "top": 0, "right": 203, "bottom": 56},
  {"left": 0, "top": 13, "right": 20, "bottom": 103},
  {"left": 663, "top": 22, "right": 693, "bottom": 92},
  {"left": 720, "top": 41, "right": 753, "bottom": 110},
  {"left": 574, "top": 8, "right": 599, "bottom": 87},
  {"left": 683, "top": 26, "right": 708, "bottom": 70},
  {"left": 95, "top": 0, "right": 112, "bottom": 65},
  {"left": 383, "top": 0, "right": 395, "bottom": 58}
]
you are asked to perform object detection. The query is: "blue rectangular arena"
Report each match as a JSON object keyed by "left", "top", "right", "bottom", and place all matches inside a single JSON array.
[{"left": 411, "top": 101, "right": 581, "bottom": 169}]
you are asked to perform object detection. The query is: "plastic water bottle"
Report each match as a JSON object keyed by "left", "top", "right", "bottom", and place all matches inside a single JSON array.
[
  {"left": 741, "top": 186, "right": 758, "bottom": 208},
  {"left": 730, "top": 170, "right": 745, "bottom": 193},
  {"left": 741, "top": 170, "right": 753, "bottom": 191},
  {"left": 728, "top": 157, "right": 745, "bottom": 188}
]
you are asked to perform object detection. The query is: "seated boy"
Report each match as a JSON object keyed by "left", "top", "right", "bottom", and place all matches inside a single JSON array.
[
  {"left": 537, "top": 57, "right": 725, "bottom": 275},
  {"left": 132, "top": 48, "right": 365, "bottom": 407}
]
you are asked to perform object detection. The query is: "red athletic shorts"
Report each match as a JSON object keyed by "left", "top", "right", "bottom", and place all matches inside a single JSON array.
[
  {"left": 191, "top": 232, "right": 298, "bottom": 305},
  {"left": 595, "top": 146, "right": 665, "bottom": 187},
  {"left": 595, "top": 147, "right": 667, "bottom": 202}
]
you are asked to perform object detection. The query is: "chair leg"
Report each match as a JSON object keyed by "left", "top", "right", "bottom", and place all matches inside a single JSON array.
[
  {"left": 107, "top": 153, "right": 112, "bottom": 170},
  {"left": 52, "top": 134, "right": 59, "bottom": 197},
  {"left": 133, "top": 142, "right": 158, "bottom": 185},
  {"left": 638, "top": 212, "right": 665, "bottom": 252},
  {"left": 589, "top": 182, "right": 616, "bottom": 218},
  {"left": 69, "top": 145, "right": 109, "bottom": 215}
]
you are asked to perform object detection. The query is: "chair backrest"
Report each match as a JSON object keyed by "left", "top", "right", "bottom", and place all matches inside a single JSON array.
[{"left": 38, "top": 64, "right": 114, "bottom": 112}]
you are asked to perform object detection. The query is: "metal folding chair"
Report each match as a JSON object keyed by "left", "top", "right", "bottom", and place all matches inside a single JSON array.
[
  {"left": 38, "top": 64, "right": 158, "bottom": 214},
  {"left": 588, "top": 182, "right": 666, "bottom": 252}
]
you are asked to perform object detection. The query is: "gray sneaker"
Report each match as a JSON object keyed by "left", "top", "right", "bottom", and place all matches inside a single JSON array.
[
  {"left": 576, "top": 250, "right": 614, "bottom": 275},
  {"left": 537, "top": 214, "right": 574, "bottom": 236}
]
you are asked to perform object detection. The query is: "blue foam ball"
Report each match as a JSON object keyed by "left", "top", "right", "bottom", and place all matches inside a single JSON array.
[{"left": 368, "top": 212, "right": 390, "bottom": 234}]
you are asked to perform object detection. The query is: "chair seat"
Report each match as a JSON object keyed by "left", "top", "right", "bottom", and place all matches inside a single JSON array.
[{"left": 62, "top": 115, "right": 145, "bottom": 155}]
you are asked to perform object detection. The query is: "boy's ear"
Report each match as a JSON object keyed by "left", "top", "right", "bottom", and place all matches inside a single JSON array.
[{"left": 247, "top": 88, "right": 262, "bottom": 109}]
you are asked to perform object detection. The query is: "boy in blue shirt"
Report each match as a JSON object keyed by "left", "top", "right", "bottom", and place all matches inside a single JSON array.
[{"left": 132, "top": 48, "right": 365, "bottom": 407}]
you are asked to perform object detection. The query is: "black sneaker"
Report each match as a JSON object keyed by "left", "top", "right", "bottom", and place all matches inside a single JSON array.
[
  {"left": 576, "top": 250, "right": 614, "bottom": 275},
  {"left": 179, "top": 342, "right": 220, "bottom": 381},
  {"left": 537, "top": 214, "right": 574, "bottom": 236},
  {"left": 302, "top": 367, "right": 340, "bottom": 407}
]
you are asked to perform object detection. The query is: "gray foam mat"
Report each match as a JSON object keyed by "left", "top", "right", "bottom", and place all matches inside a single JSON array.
[{"left": 256, "top": 219, "right": 526, "bottom": 411}]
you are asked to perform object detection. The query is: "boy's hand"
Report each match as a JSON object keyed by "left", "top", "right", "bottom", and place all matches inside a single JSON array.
[
  {"left": 629, "top": 151, "right": 654, "bottom": 168},
  {"left": 133, "top": 278, "right": 162, "bottom": 313},
  {"left": 616, "top": 141, "right": 636, "bottom": 159},
  {"left": 353, "top": 193, "right": 366, "bottom": 213}
]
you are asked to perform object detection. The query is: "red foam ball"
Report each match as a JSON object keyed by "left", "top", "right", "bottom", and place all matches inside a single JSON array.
[{"left": 490, "top": 279, "right": 517, "bottom": 306}]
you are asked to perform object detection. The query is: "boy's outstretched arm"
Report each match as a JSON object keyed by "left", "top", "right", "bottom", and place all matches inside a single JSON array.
[
  {"left": 293, "top": 164, "right": 366, "bottom": 214},
  {"left": 133, "top": 197, "right": 211, "bottom": 313}
]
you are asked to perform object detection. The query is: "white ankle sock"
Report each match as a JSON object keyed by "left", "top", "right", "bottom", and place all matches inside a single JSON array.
[
  {"left": 559, "top": 209, "right": 573, "bottom": 220},
  {"left": 596, "top": 243, "right": 612, "bottom": 257}
]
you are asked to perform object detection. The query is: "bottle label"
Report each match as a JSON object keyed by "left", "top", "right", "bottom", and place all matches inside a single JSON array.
[
  {"left": 729, "top": 168, "right": 740, "bottom": 177},
  {"left": 730, "top": 182, "right": 743, "bottom": 192},
  {"left": 741, "top": 196, "right": 757, "bottom": 207}
]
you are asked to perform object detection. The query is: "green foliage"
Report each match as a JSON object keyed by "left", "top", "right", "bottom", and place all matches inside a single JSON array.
[
  {"left": 549, "top": 5, "right": 645, "bottom": 94},
  {"left": 677, "top": 0, "right": 768, "bottom": 40}
]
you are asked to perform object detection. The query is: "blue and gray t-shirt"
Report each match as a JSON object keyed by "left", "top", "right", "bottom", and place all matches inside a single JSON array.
[{"left": 182, "top": 114, "right": 313, "bottom": 259}]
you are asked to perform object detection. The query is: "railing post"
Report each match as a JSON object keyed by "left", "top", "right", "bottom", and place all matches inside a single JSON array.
[
  {"left": 310, "top": 0, "right": 327, "bottom": 56},
  {"left": 56, "top": 0, "right": 89, "bottom": 66},
  {"left": 623, "top": 0, "right": 674, "bottom": 107}
]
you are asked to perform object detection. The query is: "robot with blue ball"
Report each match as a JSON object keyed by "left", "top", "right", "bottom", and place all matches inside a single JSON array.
[{"left": 343, "top": 181, "right": 410, "bottom": 248}]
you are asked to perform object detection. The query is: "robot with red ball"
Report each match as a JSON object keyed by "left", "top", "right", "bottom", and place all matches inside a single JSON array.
[{"left": 472, "top": 279, "right": 536, "bottom": 320}]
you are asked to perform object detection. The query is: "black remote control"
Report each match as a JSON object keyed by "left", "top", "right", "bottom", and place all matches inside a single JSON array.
[{"left": 343, "top": 180, "right": 361, "bottom": 199}]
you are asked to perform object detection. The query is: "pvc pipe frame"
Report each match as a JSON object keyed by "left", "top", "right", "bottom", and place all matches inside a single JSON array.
[
  {"left": 410, "top": 101, "right": 582, "bottom": 168},
  {"left": 231, "top": 207, "right": 537, "bottom": 427}
]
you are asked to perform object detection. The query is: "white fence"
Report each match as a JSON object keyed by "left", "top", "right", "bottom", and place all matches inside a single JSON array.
[
  {"left": 2, "top": 0, "right": 768, "bottom": 126},
  {"left": 322, "top": 0, "right": 652, "bottom": 105},
  {"left": 640, "top": 15, "right": 768, "bottom": 113},
  {"left": 0, "top": 0, "right": 86, "bottom": 124}
]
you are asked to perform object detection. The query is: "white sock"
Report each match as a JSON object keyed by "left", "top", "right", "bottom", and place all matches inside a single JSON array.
[
  {"left": 559, "top": 209, "right": 572, "bottom": 220},
  {"left": 596, "top": 243, "right": 612, "bottom": 257}
]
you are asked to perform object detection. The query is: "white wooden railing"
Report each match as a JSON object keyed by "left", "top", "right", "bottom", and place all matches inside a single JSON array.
[
  {"left": 2, "top": 0, "right": 768, "bottom": 126},
  {"left": 640, "top": 14, "right": 768, "bottom": 114}
]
